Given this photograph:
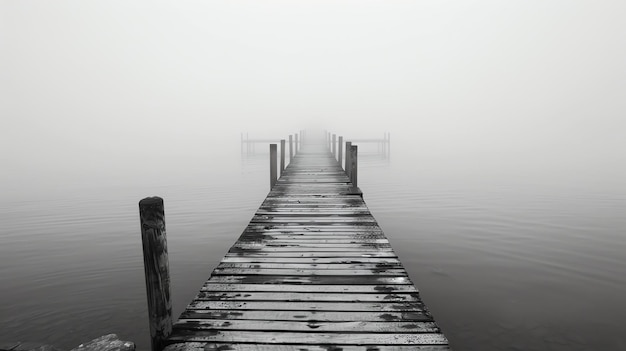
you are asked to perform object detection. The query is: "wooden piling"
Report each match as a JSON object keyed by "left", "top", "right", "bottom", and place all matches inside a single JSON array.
[
  {"left": 289, "top": 135, "right": 294, "bottom": 162},
  {"left": 139, "top": 196, "right": 172, "bottom": 351},
  {"left": 270, "top": 144, "right": 278, "bottom": 188},
  {"left": 338, "top": 136, "right": 343, "bottom": 167},
  {"left": 349, "top": 145, "right": 358, "bottom": 188},
  {"left": 332, "top": 134, "right": 337, "bottom": 160},
  {"left": 295, "top": 133, "right": 299, "bottom": 154},
  {"left": 345, "top": 141, "right": 352, "bottom": 176},
  {"left": 280, "top": 139, "right": 286, "bottom": 175},
  {"left": 328, "top": 132, "right": 331, "bottom": 150}
]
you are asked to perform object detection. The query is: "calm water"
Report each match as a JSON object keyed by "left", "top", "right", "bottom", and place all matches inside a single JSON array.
[{"left": 1, "top": 137, "right": 625, "bottom": 351}]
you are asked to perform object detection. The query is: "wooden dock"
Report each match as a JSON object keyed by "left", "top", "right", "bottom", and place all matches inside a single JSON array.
[{"left": 154, "top": 135, "right": 449, "bottom": 351}]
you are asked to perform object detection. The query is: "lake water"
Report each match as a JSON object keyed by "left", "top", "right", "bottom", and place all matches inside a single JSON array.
[{"left": 1, "top": 135, "right": 625, "bottom": 351}]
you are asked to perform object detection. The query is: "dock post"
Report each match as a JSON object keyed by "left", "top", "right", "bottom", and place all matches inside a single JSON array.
[
  {"left": 332, "top": 134, "right": 337, "bottom": 160},
  {"left": 349, "top": 145, "right": 358, "bottom": 188},
  {"left": 289, "top": 135, "right": 293, "bottom": 162},
  {"left": 338, "top": 136, "right": 343, "bottom": 166},
  {"left": 280, "top": 139, "right": 285, "bottom": 175},
  {"left": 295, "top": 133, "right": 299, "bottom": 154},
  {"left": 270, "top": 144, "right": 278, "bottom": 188},
  {"left": 345, "top": 141, "right": 352, "bottom": 176},
  {"left": 139, "top": 197, "right": 172, "bottom": 351},
  {"left": 328, "top": 132, "right": 331, "bottom": 150}
]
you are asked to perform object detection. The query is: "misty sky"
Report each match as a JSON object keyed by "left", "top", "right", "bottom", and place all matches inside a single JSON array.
[{"left": 1, "top": 1, "right": 625, "bottom": 194}]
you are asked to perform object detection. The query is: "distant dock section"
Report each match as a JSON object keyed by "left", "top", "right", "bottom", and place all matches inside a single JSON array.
[{"left": 242, "top": 131, "right": 390, "bottom": 160}]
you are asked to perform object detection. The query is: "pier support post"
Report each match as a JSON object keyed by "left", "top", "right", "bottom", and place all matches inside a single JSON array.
[
  {"left": 345, "top": 141, "right": 352, "bottom": 176},
  {"left": 349, "top": 145, "right": 358, "bottom": 188},
  {"left": 289, "top": 135, "right": 293, "bottom": 162},
  {"left": 328, "top": 132, "right": 331, "bottom": 150},
  {"left": 295, "top": 133, "right": 299, "bottom": 154},
  {"left": 280, "top": 139, "right": 285, "bottom": 175},
  {"left": 270, "top": 144, "right": 278, "bottom": 188},
  {"left": 139, "top": 197, "right": 172, "bottom": 351},
  {"left": 332, "top": 134, "right": 337, "bottom": 160},
  {"left": 338, "top": 136, "right": 343, "bottom": 166}
]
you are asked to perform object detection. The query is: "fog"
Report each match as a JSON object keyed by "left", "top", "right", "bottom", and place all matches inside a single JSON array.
[{"left": 2, "top": 1, "right": 625, "bottom": 199}]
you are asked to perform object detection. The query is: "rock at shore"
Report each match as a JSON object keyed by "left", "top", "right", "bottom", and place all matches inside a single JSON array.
[
  {"left": 0, "top": 341, "right": 62, "bottom": 351},
  {"left": 70, "top": 334, "right": 135, "bottom": 351}
]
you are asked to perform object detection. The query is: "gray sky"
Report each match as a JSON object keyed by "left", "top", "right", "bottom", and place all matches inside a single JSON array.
[{"left": 2, "top": 1, "right": 625, "bottom": 194}]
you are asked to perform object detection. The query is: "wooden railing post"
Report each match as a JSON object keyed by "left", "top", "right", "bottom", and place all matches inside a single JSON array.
[
  {"left": 295, "top": 133, "right": 299, "bottom": 154},
  {"left": 345, "top": 141, "right": 352, "bottom": 176},
  {"left": 270, "top": 144, "right": 278, "bottom": 188},
  {"left": 349, "top": 145, "right": 358, "bottom": 188},
  {"left": 332, "top": 134, "right": 337, "bottom": 160},
  {"left": 289, "top": 135, "right": 293, "bottom": 162},
  {"left": 337, "top": 136, "right": 343, "bottom": 166},
  {"left": 280, "top": 139, "right": 286, "bottom": 175},
  {"left": 139, "top": 197, "right": 172, "bottom": 351}
]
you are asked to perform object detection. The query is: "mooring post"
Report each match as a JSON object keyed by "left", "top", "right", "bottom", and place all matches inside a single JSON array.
[
  {"left": 289, "top": 135, "right": 293, "bottom": 162},
  {"left": 345, "top": 141, "right": 352, "bottom": 176},
  {"left": 349, "top": 145, "right": 358, "bottom": 188},
  {"left": 328, "top": 132, "right": 331, "bottom": 150},
  {"left": 295, "top": 133, "right": 299, "bottom": 154},
  {"left": 270, "top": 144, "right": 278, "bottom": 188},
  {"left": 332, "top": 134, "right": 337, "bottom": 160},
  {"left": 139, "top": 197, "right": 172, "bottom": 351},
  {"left": 280, "top": 139, "right": 286, "bottom": 175},
  {"left": 338, "top": 136, "right": 343, "bottom": 166}
]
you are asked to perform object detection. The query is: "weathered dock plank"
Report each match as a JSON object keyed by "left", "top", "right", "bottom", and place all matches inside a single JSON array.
[
  {"left": 178, "top": 310, "right": 433, "bottom": 322},
  {"left": 165, "top": 343, "right": 450, "bottom": 351},
  {"left": 194, "top": 291, "right": 419, "bottom": 302},
  {"left": 163, "top": 139, "right": 448, "bottom": 350}
]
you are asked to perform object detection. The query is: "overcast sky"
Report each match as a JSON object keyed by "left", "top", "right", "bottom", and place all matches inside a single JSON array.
[{"left": 2, "top": 1, "right": 625, "bottom": 194}]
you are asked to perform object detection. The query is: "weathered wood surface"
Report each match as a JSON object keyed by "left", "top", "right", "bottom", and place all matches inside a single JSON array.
[
  {"left": 139, "top": 197, "right": 172, "bottom": 351},
  {"left": 163, "top": 141, "right": 449, "bottom": 350}
]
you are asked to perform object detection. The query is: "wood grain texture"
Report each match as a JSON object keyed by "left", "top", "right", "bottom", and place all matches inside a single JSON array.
[
  {"left": 164, "top": 342, "right": 451, "bottom": 351},
  {"left": 164, "top": 139, "right": 449, "bottom": 350}
]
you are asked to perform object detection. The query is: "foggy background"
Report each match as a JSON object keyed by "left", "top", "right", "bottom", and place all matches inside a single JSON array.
[
  {"left": 2, "top": 0, "right": 625, "bottom": 201},
  {"left": 2, "top": 2, "right": 626, "bottom": 350}
]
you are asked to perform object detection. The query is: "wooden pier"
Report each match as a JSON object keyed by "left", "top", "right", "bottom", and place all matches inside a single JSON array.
[{"left": 142, "top": 132, "right": 449, "bottom": 351}]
